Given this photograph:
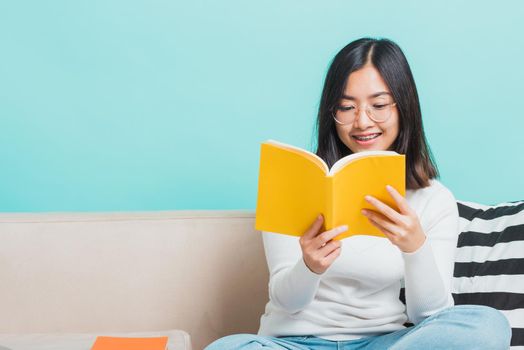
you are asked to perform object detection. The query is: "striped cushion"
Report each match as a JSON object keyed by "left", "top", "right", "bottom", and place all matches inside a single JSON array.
[{"left": 454, "top": 200, "right": 524, "bottom": 350}]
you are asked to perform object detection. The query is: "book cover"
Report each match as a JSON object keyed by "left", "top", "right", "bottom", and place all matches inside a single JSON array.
[
  {"left": 90, "top": 336, "right": 168, "bottom": 350},
  {"left": 255, "top": 140, "right": 406, "bottom": 240}
]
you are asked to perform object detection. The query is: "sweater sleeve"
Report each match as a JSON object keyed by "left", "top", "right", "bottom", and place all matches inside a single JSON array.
[
  {"left": 262, "top": 231, "right": 322, "bottom": 313},
  {"left": 402, "top": 184, "right": 459, "bottom": 324}
]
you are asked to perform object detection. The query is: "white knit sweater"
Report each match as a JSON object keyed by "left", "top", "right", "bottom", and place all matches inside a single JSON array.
[{"left": 258, "top": 180, "right": 459, "bottom": 340}]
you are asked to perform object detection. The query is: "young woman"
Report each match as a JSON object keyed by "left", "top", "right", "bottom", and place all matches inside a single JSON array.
[{"left": 206, "top": 38, "right": 511, "bottom": 349}]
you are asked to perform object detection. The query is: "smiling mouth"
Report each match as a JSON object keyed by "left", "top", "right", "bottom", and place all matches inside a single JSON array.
[{"left": 352, "top": 133, "right": 382, "bottom": 141}]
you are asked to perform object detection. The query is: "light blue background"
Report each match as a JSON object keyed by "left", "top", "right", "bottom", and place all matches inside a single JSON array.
[{"left": 1, "top": 1, "right": 523, "bottom": 212}]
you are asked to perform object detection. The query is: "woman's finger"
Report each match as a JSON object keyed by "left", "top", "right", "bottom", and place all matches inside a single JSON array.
[
  {"left": 364, "top": 195, "right": 403, "bottom": 223},
  {"left": 319, "top": 240, "right": 342, "bottom": 256},
  {"left": 322, "top": 246, "right": 342, "bottom": 266},
  {"left": 386, "top": 185, "right": 412, "bottom": 215},
  {"left": 317, "top": 225, "right": 348, "bottom": 247},
  {"left": 362, "top": 209, "right": 403, "bottom": 238},
  {"left": 366, "top": 216, "right": 396, "bottom": 239},
  {"left": 302, "top": 214, "right": 324, "bottom": 240}
]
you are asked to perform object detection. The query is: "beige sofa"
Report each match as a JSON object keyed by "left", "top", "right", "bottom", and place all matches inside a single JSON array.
[{"left": 0, "top": 211, "right": 268, "bottom": 350}]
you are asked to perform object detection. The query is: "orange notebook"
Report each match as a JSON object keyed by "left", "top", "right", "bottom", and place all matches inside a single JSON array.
[
  {"left": 90, "top": 336, "right": 168, "bottom": 350},
  {"left": 255, "top": 140, "right": 406, "bottom": 240}
]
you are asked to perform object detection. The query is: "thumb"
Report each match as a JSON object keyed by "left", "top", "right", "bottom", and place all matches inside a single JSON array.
[{"left": 303, "top": 214, "right": 324, "bottom": 239}]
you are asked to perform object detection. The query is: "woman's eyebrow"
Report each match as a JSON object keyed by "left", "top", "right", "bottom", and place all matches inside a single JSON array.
[{"left": 341, "top": 92, "right": 391, "bottom": 100}]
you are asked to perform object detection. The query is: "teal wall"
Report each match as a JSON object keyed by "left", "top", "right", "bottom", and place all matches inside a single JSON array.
[{"left": 1, "top": 1, "right": 523, "bottom": 212}]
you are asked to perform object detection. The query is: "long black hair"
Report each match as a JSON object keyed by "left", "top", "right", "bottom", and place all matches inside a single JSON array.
[{"left": 315, "top": 37, "right": 438, "bottom": 189}]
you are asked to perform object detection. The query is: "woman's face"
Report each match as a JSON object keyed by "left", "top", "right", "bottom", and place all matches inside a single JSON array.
[{"left": 334, "top": 64, "right": 399, "bottom": 153}]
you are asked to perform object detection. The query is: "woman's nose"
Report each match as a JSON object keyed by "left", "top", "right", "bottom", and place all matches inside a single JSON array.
[{"left": 353, "top": 108, "right": 375, "bottom": 129}]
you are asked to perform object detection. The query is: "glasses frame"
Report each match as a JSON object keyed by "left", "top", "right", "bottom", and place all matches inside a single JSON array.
[{"left": 332, "top": 102, "right": 397, "bottom": 125}]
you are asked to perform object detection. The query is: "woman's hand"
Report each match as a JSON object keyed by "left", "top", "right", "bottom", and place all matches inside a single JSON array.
[
  {"left": 361, "top": 185, "right": 426, "bottom": 253},
  {"left": 299, "top": 215, "right": 347, "bottom": 274}
]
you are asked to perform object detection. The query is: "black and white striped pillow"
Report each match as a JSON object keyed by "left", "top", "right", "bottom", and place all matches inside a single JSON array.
[{"left": 454, "top": 200, "right": 524, "bottom": 350}]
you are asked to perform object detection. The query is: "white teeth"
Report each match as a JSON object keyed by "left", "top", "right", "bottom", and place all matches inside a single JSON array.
[{"left": 354, "top": 134, "right": 380, "bottom": 141}]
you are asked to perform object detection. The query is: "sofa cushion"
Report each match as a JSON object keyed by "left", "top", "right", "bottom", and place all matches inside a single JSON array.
[
  {"left": 0, "top": 330, "right": 191, "bottom": 350},
  {"left": 454, "top": 200, "right": 524, "bottom": 349}
]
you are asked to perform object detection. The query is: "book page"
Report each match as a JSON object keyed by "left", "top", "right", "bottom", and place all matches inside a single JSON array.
[
  {"left": 328, "top": 150, "right": 398, "bottom": 176},
  {"left": 265, "top": 139, "right": 328, "bottom": 174}
]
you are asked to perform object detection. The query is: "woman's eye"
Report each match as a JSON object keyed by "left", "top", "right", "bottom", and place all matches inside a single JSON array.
[
  {"left": 373, "top": 104, "right": 387, "bottom": 109},
  {"left": 339, "top": 106, "right": 355, "bottom": 111}
]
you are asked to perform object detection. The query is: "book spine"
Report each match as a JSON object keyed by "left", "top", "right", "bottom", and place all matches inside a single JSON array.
[{"left": 325, "top": 177, "right": 335, "bottom": 231}]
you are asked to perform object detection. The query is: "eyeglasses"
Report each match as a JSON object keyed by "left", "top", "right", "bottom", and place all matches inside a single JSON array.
[{"left": 332, "top": 102, "right": 397, "bottom": 125}]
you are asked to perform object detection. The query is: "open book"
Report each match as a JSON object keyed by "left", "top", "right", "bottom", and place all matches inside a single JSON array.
[
  {"left": 255, "top": 140, "right": 406, "bottom": 240},
  {"left": 90, "top": 336, "right": 168, "bottom": 350}
]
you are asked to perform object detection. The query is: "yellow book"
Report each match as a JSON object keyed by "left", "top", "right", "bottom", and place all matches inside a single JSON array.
[{"left": 255, "top": 140, "right": 406, "bottom": 240}]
